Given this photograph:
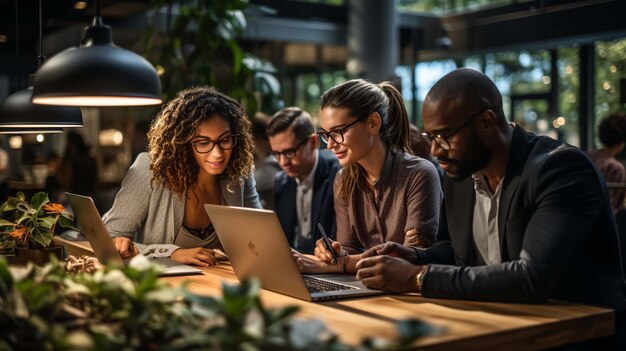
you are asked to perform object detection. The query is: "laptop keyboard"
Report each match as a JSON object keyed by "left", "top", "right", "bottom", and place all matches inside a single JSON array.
[{"left": 303, "top": 276, "right": 358, "bottom": 293}]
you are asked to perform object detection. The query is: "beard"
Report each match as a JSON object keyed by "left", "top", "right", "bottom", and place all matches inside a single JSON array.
[{"left": 441, "top": 130, "right": 492, "bottom": 182}]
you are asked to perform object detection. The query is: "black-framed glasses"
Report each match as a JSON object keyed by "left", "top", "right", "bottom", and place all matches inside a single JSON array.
[
  {"left": 317, "top": 115, "right": 367, "bottom": 145},
  {"left": 270, "top": 136, "right": 310, "bottom": 160},
  {"left": 191, "top": 134, "right": 239, "bottom": 154},
  {"left": 421, "top": 109, "right": 487, "bottom": 151}
]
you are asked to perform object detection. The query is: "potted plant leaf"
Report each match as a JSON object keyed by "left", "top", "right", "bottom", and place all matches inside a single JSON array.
[
  {"left": 0, "top": 257, "right": 436, "bottom": 350},
  {"left": 0, "top": 191, "right": 77, "bottom": 265}
]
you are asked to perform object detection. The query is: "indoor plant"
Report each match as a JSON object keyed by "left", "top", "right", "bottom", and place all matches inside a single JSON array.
[
  {"left": 0, "top": 256, "right": 436, "bottom": 350},
  {"left": 0, "top": 191, "right": 76, "bottom": 265}
]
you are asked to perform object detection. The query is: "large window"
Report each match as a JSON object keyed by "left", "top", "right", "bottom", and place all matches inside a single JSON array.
[
  {"left": 395, "top": 60, "right": 457, "bottom": 126},
  {"left": 397, "top": 0, "right": 522, "bottom": 15},
  {"left": 283, "top": 69, "right": 347, "bottom": 123},
  {"left": 594, "top": 38, "right": 626, "bottom": 148},
  {"left": 557, "top": 46, "right": 580, "bottom": 147}
]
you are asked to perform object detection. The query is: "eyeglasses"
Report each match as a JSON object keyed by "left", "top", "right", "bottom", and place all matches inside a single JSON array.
[
  {"left": 421, "top": 109, "right": 487, "bottom": 151},
  {"left": 317, "top": 115, "right": 367, "bottom": 145},
  {"left": 191, "top": 134, "right": 239, "bottom": 154},
  {"left": 270, "top": 136, "right": 310, "bottom": 160}
]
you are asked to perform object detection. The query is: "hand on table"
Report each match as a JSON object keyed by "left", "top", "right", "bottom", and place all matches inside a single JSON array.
[
  {"left": 292, "top": 249, "right": 341, "bottom": 274},
  {"left": 361, "top": 241, "right": 418, "bottom": 263},
  {"left": 356, "top": 255, "right": 423, "bottom": 293},
  {"left": 112, "top": 237, "right": 139, "bottom": 259},
  {"left": 171, "top": 247, "right": 217, "bottom": 267}
]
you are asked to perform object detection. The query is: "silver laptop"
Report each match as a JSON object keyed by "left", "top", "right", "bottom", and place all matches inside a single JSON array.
[
  {"left": 204, "top": 204, "right": 384, "bottom": 301},
  {"left": 66, "top": 192, "right": 203, "bottom": 276}
]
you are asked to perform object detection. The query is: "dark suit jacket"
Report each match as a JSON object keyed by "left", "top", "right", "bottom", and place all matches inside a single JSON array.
[
  {"left": 417, "top": 126, "right": 626, "bottom": 311},
  {"left": 275, "top": 150, "right": 340, "bottom": 254}
]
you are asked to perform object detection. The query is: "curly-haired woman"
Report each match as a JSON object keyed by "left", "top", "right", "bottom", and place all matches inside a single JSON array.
[{"left": 103, "top": 87, "right": 261, "bottom": 266}]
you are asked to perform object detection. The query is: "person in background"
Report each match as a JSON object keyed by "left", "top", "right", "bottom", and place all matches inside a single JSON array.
[
  {"left": 103, "top": 86, "right": 261, "bottom": 266},
  {"left": 267, "top": 107, "right": 340, "bottom": 254},
  {"left": 588, "top": 112, "right": 626, "bottom": 214},
  {"left": 590, "top": 111, "right": 626, "bottom": 281},
  {"left": 298, "top": 79, "right": 442, "bottom": 274},
  {"left": 57, "top": 132, "right": 99, "bottom": 199},
  {"left": 252, "top": 113, "right": 281, "bottom": 209},
  {"left": 355, "top": 68, "right": 626, "bottom": 349},
  {"left": 410, "top": 124, "right": 443, "bottom": 179},
  {"left": 43, "top": 153, "right": 63, "bottom": 203}
]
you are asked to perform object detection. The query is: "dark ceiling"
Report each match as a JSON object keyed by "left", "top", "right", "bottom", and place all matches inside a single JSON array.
[
  {"left": 1, "top": 0, "right": 625, "bottom": 78},
  {"left": 0, "top": 0, "right": 152, "bottom": 71}
]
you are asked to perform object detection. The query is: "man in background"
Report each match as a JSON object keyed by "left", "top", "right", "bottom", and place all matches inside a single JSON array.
[{"left": 267, "top": 107, "right": 340, "bottom": 254}]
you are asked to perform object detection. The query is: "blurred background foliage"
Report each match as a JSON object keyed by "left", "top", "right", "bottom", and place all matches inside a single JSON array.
[{"left": 143, "top": 0, "right": 283, "bottom": 116}]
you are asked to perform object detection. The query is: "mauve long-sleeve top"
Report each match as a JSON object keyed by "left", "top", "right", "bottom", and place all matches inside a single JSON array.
[{"left": 334, "top": 150, "right": 442, "bottom": 253}]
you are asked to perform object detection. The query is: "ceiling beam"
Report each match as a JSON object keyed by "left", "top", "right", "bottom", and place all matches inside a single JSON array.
[{"left": 419, "top": 0, "right": 626, "bottom": 61}]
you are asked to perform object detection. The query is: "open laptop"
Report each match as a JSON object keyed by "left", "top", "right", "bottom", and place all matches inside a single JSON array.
[
  {"left": 65, "top": 192, "right": 203, "bottom": 276},
  {"left": 204, "top": 204, "right": 384, "bottom": 301}
]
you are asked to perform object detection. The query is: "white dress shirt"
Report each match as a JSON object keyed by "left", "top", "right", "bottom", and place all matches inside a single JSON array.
[
  {"left": 472, "top": 173, "right": 503, "bottom": 265},
  {"left": 294, "top": 150, "right": 319, "bottom": 249}
]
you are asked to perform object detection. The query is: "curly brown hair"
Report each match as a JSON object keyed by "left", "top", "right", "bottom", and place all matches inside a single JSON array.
[{"left": 147, "top": 86, "right": 254, "bottom": 197}]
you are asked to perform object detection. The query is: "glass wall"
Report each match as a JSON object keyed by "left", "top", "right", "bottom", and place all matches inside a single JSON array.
[
  {"left": 483, "top": 50, "right": 560, "bottom": 142},
  {"left": 282, "top": 69, "right": 347, "bottom": 123},
  {"left": 594, "top": 38, "right": 626, "bottom": 148},
  {"left": 397, "top": 0, "right": 523, "bottom": 15},
  {"left": 557, "top": 46, "right": 580, "bottom": 147},
  {"left": 395, "top": 60, "right": 457, "bottom": 126},
  {"left": 282, "top": 39, "right": 625, "bottom": 150},
  {"left": 401, "top": 48, "right": 589, "bottom": 147}
]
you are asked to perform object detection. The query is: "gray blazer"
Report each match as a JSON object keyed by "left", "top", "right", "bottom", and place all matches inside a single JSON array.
[{"left": 103, "top": 152, "right": 262, "bottom": 257}]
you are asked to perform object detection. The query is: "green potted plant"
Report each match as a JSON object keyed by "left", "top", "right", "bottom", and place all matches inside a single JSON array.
[
  {"left": 0, "top": 256, "right": 436, "bottom": 350},
  {"left": 0, "top": 191, "right": 76, "bottom": 265}
]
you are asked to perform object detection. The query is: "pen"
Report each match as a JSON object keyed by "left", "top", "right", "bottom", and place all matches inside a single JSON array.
[{"left": 317, "top": 223, "right": 338, "bottom": 264}]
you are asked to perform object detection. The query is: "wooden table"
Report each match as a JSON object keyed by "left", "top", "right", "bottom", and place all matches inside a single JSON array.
[{"left": 55, "top": 237, "right": 615, "bottom": 350}]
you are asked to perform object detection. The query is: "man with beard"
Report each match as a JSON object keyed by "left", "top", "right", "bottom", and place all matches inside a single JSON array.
[{"left": 354, "top": 68, "right": 626, "bottom": 347}]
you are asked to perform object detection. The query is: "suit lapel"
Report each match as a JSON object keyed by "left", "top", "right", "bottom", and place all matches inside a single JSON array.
[
  {"left": 497, "top": 126, "right": 528, "bottom": 260},
  {"left": 445, "top": 177, "right": 476, "bottom": 265}
]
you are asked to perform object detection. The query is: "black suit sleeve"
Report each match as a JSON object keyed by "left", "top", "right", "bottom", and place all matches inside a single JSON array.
[{"left": 421, "top": 149, "right": 606, "bottom": 303}]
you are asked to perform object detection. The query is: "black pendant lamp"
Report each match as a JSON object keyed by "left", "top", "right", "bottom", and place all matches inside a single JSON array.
[
  {"left": 0, "top": 0, "right": 83, "bottom": 129},
  {"left": 0, "top": 127, "right": 63, "bottom": 135},
  {"left": 31, "top": 0, "right": 162, "bottom": 107}
]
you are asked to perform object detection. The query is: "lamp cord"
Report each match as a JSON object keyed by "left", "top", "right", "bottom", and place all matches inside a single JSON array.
[
  {"left": 38, "top": 0, "right": 45, "bottom": 67},
  {"left": 96, "top": 0, "right": 100, "bottom": 19},
  {"left": 14, "top": 0, "right": 20, "bottom": 90}
]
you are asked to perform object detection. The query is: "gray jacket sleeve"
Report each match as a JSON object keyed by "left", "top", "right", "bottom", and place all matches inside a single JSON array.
[{"left": 102, "top": 153, "right": 180, "bottom": 257}]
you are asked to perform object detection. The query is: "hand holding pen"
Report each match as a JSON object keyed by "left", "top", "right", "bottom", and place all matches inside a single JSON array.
[{"left": 315, "top": 223, "right": 341, "bottom": 264}]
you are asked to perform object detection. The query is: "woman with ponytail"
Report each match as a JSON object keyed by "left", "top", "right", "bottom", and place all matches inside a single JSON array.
[{"left": 296, "top": 79, "right": 442, "bottom": 274}]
